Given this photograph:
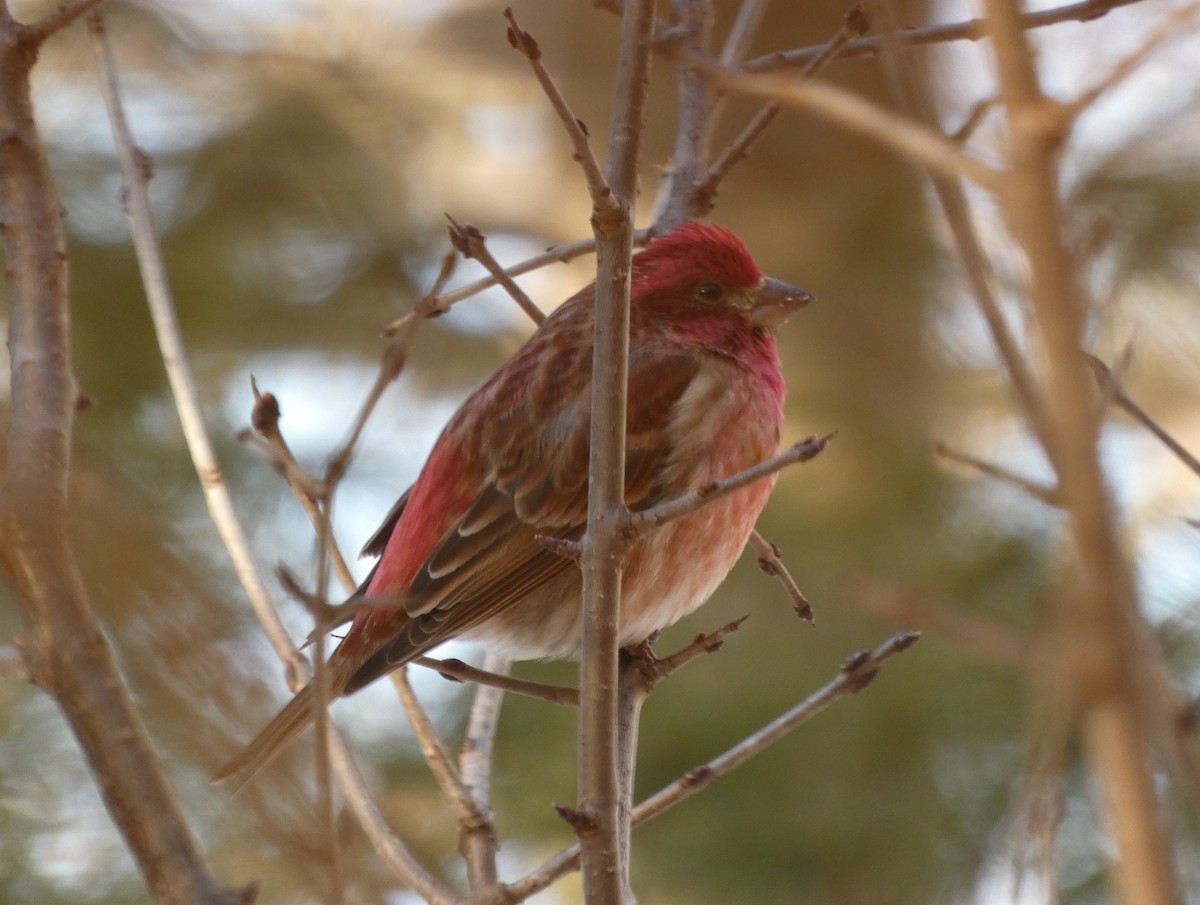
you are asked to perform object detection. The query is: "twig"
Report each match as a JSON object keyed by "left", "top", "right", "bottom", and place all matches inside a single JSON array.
[
  {"left": 504, "top": 631, "right": 921, "bottom": 900},
  {"left": 503, "top": 7, "right": 613, "bottom": 212},
  {"left": 243, "top": 380, "right": 357, "bottom": 594},
  {"left": 687, "top": 53, "right": 1002, "bottom": 191},
  {"left": 458, "top": 651, "right": 510, "bottom": 893},
  {"left": 743, "top": 0, "right": 1151, "bottom": 70},
  {"left": 748, "top": 530, "right": 815, "bottom": 623},
  {"left": 1069, "top": 2, "right": 1200, "bottom": 118},
  {"left": 985, "top": 1, "right": 1180, "bottom": 901},
  {"left": 634, "top": 616, "right": 749, "bottom": 684},
  {"left": 416, "top": 656, "right": 580, "bottom": 707},
  {"left": 933, "top": 442, "right": 1062, "bottom": 507},
  {"left": 1087, "top": 355, "right": 1200, "bottom": 481},
  {"left": 633, "top": 631, "right": 920, "bottom": 821},
  {"left": 90, "top": 13, "right": 307, "bottom": 690},
  {"left": 693, "top": 6, "right": 869, "bottom": 216},
  {"left": 445, "top": 215, "right": 546, "bottom": 326},
  {"left": 391, "top": 668, "right": 474, "bottom": 813},
  {"left": 624, "top": 434, "right": 832, "bottom": 538},
  {"left": 655, "top": 0, "right": 716, "bottom": 229},
  {"left": 328, "top": 729, "right": 460, "bottom": 905}
]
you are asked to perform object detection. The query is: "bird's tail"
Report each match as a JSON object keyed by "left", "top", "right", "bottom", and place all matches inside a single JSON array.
[{"left": 211, "top": 684, "right": 319, "bottom": 793}]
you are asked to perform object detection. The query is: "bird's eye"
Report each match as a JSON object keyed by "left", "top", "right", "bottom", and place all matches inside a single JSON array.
[{"left": 697, "top": 282, "right": 724, "bottom": 302}]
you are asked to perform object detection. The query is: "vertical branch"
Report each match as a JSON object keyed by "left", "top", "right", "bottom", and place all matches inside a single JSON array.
[
  {"left": 88, "top": 15, "right": 307, "bottom": 690},
  {"left": 982, "top": 3, "right": 1180, "bottom": 903},
  {"left": 0, "top": 13, "right": 246, "bottom": 905},
  {"left": 657, "top": 0, "right": 716, "bottom": 229},
  {"left": 579, "top": 0, "right": 657, "bottom": 902}
]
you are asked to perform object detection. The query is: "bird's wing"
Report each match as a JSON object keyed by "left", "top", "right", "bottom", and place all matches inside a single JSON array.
[{"left": 343, "top": 349, "right": 702, "bottom": 690}]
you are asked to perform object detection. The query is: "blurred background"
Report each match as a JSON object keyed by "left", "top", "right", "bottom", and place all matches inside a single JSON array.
[{"left": 2, "top": 0, "right": 1200, "bottom": 902}]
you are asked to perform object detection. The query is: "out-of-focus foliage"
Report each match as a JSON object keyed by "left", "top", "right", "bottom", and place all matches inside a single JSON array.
[{"left": 2, "top": 1, "right": 1199, "bottom": 903}]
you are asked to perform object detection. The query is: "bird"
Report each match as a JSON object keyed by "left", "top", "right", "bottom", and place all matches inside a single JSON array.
[{"left": 213, "top": 221, "right": 812, "bottom": 790}]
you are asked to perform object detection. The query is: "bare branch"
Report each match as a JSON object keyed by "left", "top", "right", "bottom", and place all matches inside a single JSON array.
[
  {"left": 933, "top": 442, "right": 1062, "bottom": 507},
  {"left": 503, "top": 6, "right": 614, "bottom": 213},
  {"left": 90, "top": 12, "right": 307, "bottom": 689},
  {"left": 505, "top": 631, "right": 921, "bottom": 901},
  {"left": 743, "top": 0, "right": 1153, "bottom": 70},
  {"left": 458, "top": 651, "right": 510, "bottom": 894},
  {"left": 1066, "top": 2, "right": 1200, "bottom": 118},
  {"left": 417, "top": 656, "right": 580, "bottom": 707},
  {"left": 632, "top": 631, "right": 920, "bottom": 823},
  {"left": 685, "top": 52, "right": 1003, "bottom": 190},
  {"left": 328, "top": 729, "right": 461, "bottom": 905},
  {"left": 748, "top": 530, "right": 815, "bottom": 623},
  {"left": 391, "top": 669, "right": 474, "bottom": 813},
  {"left": 624, "top": 434, "right": 832, "bottom": 539},
  {"left": 446, "top": 215, "right": 546, "bottom": 326},
  {"left": 693, "top": 6, "right": 869, "bottom": 216},
  {"left": 1087, "top": 355, "right": 1200, "bottom": 481}
]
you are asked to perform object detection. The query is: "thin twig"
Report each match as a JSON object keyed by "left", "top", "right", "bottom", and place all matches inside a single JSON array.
[
  {"left": 1087, "top": 355, "right": 1200, "bottom": 481},
  {"left": 636, "top": 616, "right": 749, "bottom": 683},
  {"left": 693, "top": 6, "right": 869, "bottom": 215},
  {"left": 748, "top": 530, "right": 815, "bottom": 623},
  {"left": 445, "top": 215, "right": 546, "bottom": 326},
  {"left": 743, "top": 0, "right": 1151, "bottom": 70},
  {"left": 503, "top": 7, "right": 613, "bottom": 212},
  {"left": 328, "top": 729, "right": 460, "bottom": 905},
  {"left": 90, "top": 13, "right": 307, "bottom": 690},
  {"left": 933, "top": 442, "right": 1062, "bottom": 507},
  {"left": 624, "top": 434, "right": 832, "bottom": 538},
  {"left": 243, "top": 380, "right": 357, "bottom": 594},
  {"left": 686, "top": 52, "right": 1002, "bottom": 191},
  {"left": 416, "top": 656, "right": 580, "bottom": 707},
  {"left": 458, "top": 651, "right": 510, "bottom": 894},
  {"left": 504, "top": 631, "right": 921, "bottom": 900},
  {"left": 391, "top": 669, "right": 474, "bottom": 813}
]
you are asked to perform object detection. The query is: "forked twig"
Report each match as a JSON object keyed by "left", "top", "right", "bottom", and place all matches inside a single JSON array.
[{"left": 504, "top": 631, "right": 921, "bottom": 900}]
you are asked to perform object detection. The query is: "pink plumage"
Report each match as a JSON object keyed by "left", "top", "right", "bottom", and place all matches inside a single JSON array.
[{"left": 213, "top": 222, "right": 812, "bottom": 789}]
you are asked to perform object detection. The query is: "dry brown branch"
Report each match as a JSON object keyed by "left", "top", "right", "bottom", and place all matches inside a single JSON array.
[
  {"left": 90, "top": 14, "right": 308, "bottom": 691},
  {"left": 933, "top": 441, "right": 1062, "bottom": 507},
  {"left": 503, "top": 6, "right": 614, "bottom": 214},
  {"left": 744, "top": 0, "right": 1152, "bottom": 70},
  {"left": 687, "top": 52, "right": 1002, "bottom": 190},
  {"left": 416, "top": 656, "right": 581, "bottom": 707},
  {"left": 1088, "top": 355, "right": 1200, "bottom": 481},
  {"left": 504, "top": 631, "right": 921, "bottom": 901},
  {"left": 691, "top": 6, "right": 869, "bottom": 217},
  {"left": 984, "top": 0, "right": 1181, "bottom": 900},
  {"left": 624, "top": 434, "right": 832, "bottom": 538},
  {"left": 384, "top": 235, "right": 653, "bottom": 337},
  {"left": 446, "top": 215, "right": 546, "bottom": 326},
  {"left": 458, "top": 651, "right": 510, "bottom": 893},
  {"left": 390, "top": 669, "right": 473, "bottom": 813},
  {"left": 0, "top": 10, "right": 249, "bottom": 903},
  {"left": 748, "top": 529, "right": 815, "bottom": 623}
]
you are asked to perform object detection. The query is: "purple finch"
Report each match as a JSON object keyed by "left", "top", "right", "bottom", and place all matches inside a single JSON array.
[{"left": 214, "top": 222, "right": 811, "bottom": 788}]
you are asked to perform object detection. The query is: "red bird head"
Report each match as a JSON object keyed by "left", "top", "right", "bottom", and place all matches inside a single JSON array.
[{"left": 630, "top": 222, "right": 812, "bottom": 349}]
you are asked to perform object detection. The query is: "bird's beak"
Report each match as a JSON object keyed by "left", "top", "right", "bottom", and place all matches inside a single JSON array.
[{"left": 744, "top": 277, "right": 814, "bottom": 329}]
